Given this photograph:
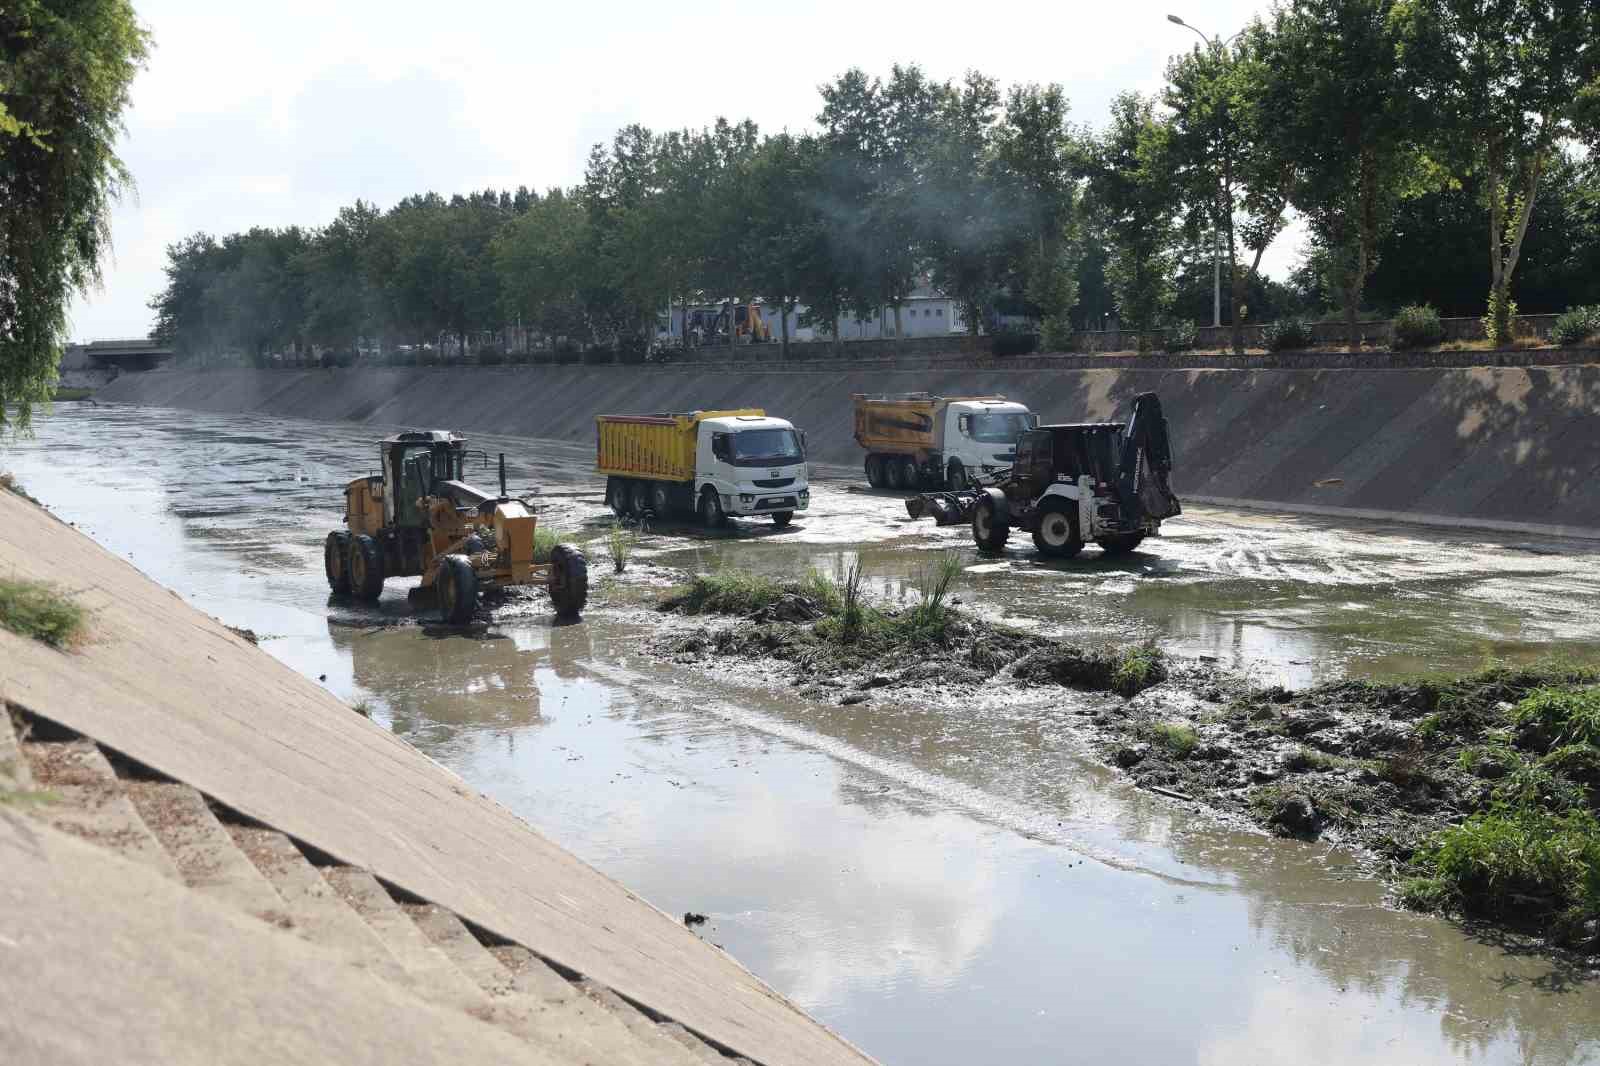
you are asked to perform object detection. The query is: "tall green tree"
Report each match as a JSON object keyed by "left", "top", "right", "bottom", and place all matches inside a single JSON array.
[
  {"left": 992, "top": 82, "right": 1083, "bottom": 338},
  {"left": 1394, "top": 0, "right": 1600, "bottom": 341},
  {"left": 1261, "top": 0, "right": 1418, "bottom": 351},
  {"left": 1087, "top": 93, "right": 1180, "bottom": 347},
  {"left": 1, "top": 0, "right": 149, "bottom": 430}
]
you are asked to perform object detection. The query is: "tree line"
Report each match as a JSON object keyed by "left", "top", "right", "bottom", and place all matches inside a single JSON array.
[{"left": 150, "top": 0, "right": 1600, "bottom": 365}]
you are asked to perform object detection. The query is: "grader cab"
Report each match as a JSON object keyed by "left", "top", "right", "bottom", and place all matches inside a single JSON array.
[{"left": 324, "top": 430, "right": 587, "bottom": 623}]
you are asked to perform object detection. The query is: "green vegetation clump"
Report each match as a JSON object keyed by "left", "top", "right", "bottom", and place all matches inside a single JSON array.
[
  {"left": 1149, "top": 722, "right": 1198, "bottom": 758},
  {"left": 1509, "top": 686, "right": 1600, "bottom": 749},
  {"left": 1111, "top": 643, "right": 1167, "bottom": 697},
  {"left": 1264, "top": 317, "right": 1315, "bottom": 352},
  {"left": 1551, "top": 305, "right": 1600, "bottom": 347},
  {"left": 1164, "top": 319, "right": 1198, "bottom": 352},
  {"left": 604, "top": 523, "right": 636, "bottom": 574},
  {"left": 1391, "top": 304, "right": 1445, "bottom": 350},
  {"left": 0, "top": 578, "right": 87, "bottom": 649},
  {"left": 532, "top": 527, "right": 575, "bottom": 564},
  {"left": 662, "top": 571, "right": 788, "bottom": 615}
]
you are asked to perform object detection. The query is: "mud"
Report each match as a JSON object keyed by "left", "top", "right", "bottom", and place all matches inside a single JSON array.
[{"left": 8, "top": 403, "right": 1600, "bottom": 1065}]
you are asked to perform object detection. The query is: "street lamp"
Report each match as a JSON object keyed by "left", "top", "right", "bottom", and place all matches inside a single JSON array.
[{"left": 1167, "top": 13, "right": 1242, "bottom": 333}]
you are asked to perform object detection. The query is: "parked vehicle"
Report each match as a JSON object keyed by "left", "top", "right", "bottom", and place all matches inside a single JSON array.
[
  {"left": 968, "top": 393, "right": 1181, "bottom": 558},
  {"left": 853, "top": 393, "right": 1036, "bottom": 491},
  {"left": 596, "top": 409, "right": 809, "bottom": 527}
]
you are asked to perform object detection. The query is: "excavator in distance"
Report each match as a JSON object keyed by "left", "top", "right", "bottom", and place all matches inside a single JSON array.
[{"left": 324, "top": 430, "right": 588, "bottom": 624}]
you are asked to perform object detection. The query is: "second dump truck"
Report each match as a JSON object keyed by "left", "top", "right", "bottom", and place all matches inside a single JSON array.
[
  {"left": 854, "top": 393, "right": 1037, "bottom": 491},
  {"left": 596, "top": 408, "right": 810, "bottom": 527}
]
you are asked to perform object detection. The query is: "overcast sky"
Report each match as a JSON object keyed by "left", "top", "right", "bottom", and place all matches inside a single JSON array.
[{"left": 71, "top": 0, "right": 1299, "bottom": 340}]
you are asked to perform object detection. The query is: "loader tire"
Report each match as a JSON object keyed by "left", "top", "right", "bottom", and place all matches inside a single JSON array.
[
  {"left": 324, "top": 531, "right": 352, "bottom": 594},
  {"left": 946, "top": 459, "right": 969, "bottom": 491},
  {"left": 349, "top": 534, "right": 385, "bottom": 601},
  {"left": 865, "top": 454, "right": 885, "bottom": 488},
  {"left": 972, "top": 497, "right": 1010, "bottom": 554},
  {"left": 1097, "top": 533, "right": 1146, "bottom": 556},
  {"left": 1032, "top": 500, "right": 1083, "bottom": 559},
  {"left": 437, "top": 554, "right": 478, "bottom": 625},
  {"left": 548, "top": 543, "right": 589, "bottom": 620}
]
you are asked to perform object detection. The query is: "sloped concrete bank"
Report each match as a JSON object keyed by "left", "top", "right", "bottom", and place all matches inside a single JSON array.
[{"left": 99, "top": 362, "right": 1600, "bottom": 536}]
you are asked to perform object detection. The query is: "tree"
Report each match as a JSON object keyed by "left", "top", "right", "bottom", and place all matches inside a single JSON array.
[
  {"left": 492, "top": 189, "right": 589, "bottom": 347},
  {"left": 1394, "top": 0, "right": 1600, "bottom": 341},
  {"left": 1163, "top": 24, "right": 1293, "bottom": 352},
  {"left": 1087, "top": 93, "right": 1180, "bottom": 347},
  {"left": 921, "top": 72, "right": 1004, "bottom": 337},
  {"left": 301, "top": 201, "right": 383, "bottom": 358},
  {"left": 992, "top": 82, "right": 1083, "bottom": 337},
  {"left": 1260, "top": 0, "right": 1418, "bottom": 351},
  {"left": 1, "top": 0, "right": 149, "bottom": 430},
  {"left": 741, "top": 133, "right": 824, "bottom": 361}
]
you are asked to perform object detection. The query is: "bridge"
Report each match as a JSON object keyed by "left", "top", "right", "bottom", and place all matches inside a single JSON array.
[{"left": 64, "top": 337, "right": 174, "bottom": 372}]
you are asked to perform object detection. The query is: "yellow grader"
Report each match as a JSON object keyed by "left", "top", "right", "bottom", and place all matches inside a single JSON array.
[{"left": 324, "top": 430, "right": 587, "bottom": 624}]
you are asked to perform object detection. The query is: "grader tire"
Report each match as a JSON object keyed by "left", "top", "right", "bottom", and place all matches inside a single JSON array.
[
  {"left": 437, "top": 554, "right": 479, "bottom": 625},
  {"left": 548, "top": 543, "right": 589, "bottom": 619},
  {"left": 324, "top": 531, "right": 352, "bottom": 594},
  {"left": 349, "top": 534, "right": 385, "bottom": 601}
]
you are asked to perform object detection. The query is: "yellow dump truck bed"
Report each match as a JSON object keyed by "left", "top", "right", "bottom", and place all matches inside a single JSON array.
[
  {"left": 595, "top": 409, "right": 764, "bottom": 481},
  {"left": 852, "top": 394, "right": 1007, "bottom": 452}
]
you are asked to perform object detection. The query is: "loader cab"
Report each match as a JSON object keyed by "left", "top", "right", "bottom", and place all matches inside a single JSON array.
[
  {"left": 1014, "top": 424, "right": 1127, "bottom": 496},
  {"left": 382, "top": 430, "right": 467, "bottom": 527}
]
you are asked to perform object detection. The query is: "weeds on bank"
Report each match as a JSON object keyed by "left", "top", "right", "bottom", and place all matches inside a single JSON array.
[
  {"left": 532, "top": 527, "right": 575, "bottom": 564},
  {"left": 661, "top": 570, "right": 789, "bottom": 615},
  {"left": 1112, "top": 643, "right": 1166, "bottom": 697},
  {"left": 1, "top": 471, "right": 41, "bottom": 505},
  {"left": 0, "top": 578, "right": 87, "bottom": 649},
  {"left": 1395, "top": 672, "right": 1600, "bottom": 947},
  {"left": 1149, "top": 722, "right": 1198, "bottom": 758}
]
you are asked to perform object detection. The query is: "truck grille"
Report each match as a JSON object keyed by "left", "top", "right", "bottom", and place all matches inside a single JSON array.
[
  {"left": 758, "top": 496, "right": 797, "bottom": 509},
  {"left": 752, "top": 477, "right": 794, "bottom": 489}
]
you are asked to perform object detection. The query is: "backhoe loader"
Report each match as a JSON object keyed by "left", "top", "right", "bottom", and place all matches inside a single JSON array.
[{"left": 324, "top": 430, "right": 588, "bottom": 623}]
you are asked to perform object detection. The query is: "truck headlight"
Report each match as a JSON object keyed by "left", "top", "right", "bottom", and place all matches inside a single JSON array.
[{"left": 739, "top": 493, "right": 755, "bottom": 503}]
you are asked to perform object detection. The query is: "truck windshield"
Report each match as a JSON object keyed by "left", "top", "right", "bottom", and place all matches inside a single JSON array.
[
  {"left": 731, "top": 428, "right": 804, "bottom": 463},
  {"left": 968, "top": 412, "right": 1034, "bottom": 444}
]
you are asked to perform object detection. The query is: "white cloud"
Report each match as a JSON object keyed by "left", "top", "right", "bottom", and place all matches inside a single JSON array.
[{"left": 72, "top": 0, "right": 1290, "bottom": 338}]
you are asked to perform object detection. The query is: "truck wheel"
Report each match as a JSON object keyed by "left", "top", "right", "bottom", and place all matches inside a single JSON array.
[
  {"left": 946, "top": 459, "right": 969, "bottom": 490},
  {"left": 629, "top": 479, "right": 651, "bottom": 517},
  {"left": 899, "top": 457, "right": 921, "bottom": 490},
  {"left": 1097, "top": 534, "right": 1146, "bottom": 556},
  {"left": 348, "top": 534, "right": 385, "bottom": 601},
  {"left": 1032, "top": 501, "right": 1083, "bottom": 559},
  {"left": 650, "top": 481, "right": 673, "bottom": 518},
  {"left": 865, "top": 455, "right": 884, "bottom": 488},
  {"left": 324, "top": 531, "right": 352, "bottom": 594},
  {"left": 771, "top": 511, "right": 793, "bottom": 528},
  {"left": 884, "top": 458, "right": 904, "bottom": 490},
  {"left": 698, "top": 488, "right": 727, "bottom": 528},
  {"left": 437, "top": 554, "right": 478, "bottom": 625},
  {"left": 606, "top": 477, "right": 627, "bottom": 518},
  {"left": 972, "top": 497, "right": 1010, "bottom": 553},
  {"left": 548, "top": 543, "right": 589, "bottom": 619}
]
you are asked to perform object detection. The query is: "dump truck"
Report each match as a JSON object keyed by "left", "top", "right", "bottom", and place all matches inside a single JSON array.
[
  {"left": 326, "top": 430, "right": 588, "bottom": 624},
  {"left": 966, "top": 392, "right": 1181, "bottom": 558},
  {"left": 854, "top": 393, "right": 1037, "bottom": 491},
  {"left": 596, "top": 409, "right": 809, "bottom": 527}
]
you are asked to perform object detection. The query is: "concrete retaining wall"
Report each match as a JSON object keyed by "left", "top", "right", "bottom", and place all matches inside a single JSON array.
[{"left": 99, "top": 363, "right": 1600, "bottom": 534}]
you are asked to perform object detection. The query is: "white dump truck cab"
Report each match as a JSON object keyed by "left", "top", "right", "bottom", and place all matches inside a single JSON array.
[
  {"left": 942, "top": 400, "right": 1037, "bottom": 486},
  {"left": 695, "top": 414, "right": 811, "bottom": 524}
]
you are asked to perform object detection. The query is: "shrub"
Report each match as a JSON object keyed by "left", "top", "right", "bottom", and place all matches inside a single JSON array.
[
  {"left": 1039, "top": 315, "right": 1076, "bottom": 353},
  {"left": 334, "top": 348, "right": 357, "bottom": 368},
  {"left": 1552, "top": 305, "right": 1600, "bottom": 347},
  {"left": 0, "top": 579, "right": 87, "bottom": 649},
  {"left": 474, "top": 344, "right": 505, "bottom": 366},
  {"left": 1264, "top": 317, "right": 1314, "bottom": 352},
  {"left": 1112, "top": 643, "right": 1167, "bottom": 697},
  {"left": 991, "top": 331, "right": 1039, "bottom": 358},
  {"left": 1150, "top": 722, "right": 1198, "bottom": 758},
  {"left": 1391, "top": 304, "right": 1444, "bottom": 350},
  {"left": 319, "top": 351, "right": 337, "bottom": 369},
  {"left": 1510, "top": 686, "right": 1600, "bottom": 750},
  {"left": 532, "top": 527, "right": 574, "bottom": 564},
  {"left": 1165, "top": 319, "right": 1198, "bottom": 352},
  {"left": 1405, "top": 805, "right": 1600, "bottom": 923},
  {"left": 604, "top": 523, "right": 635, "bottom": 574}
]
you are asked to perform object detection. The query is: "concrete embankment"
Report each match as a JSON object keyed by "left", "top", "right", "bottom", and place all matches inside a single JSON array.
[
  {"left": 99, "top": 362, "right": 1600, "bottom": 536},
  {"left": 0, "top": 487, "right": 874, "bottom": 1066}
]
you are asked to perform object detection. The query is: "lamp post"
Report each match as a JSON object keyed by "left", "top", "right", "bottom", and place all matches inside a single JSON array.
[{"left": 1168, "top": 14, "right": 1242, "bottom": 333}]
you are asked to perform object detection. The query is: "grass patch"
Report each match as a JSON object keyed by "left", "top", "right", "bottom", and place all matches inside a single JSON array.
[
  {"left": 1284, "top": 745, "right": 1339, "bottom": 772},
  {"left": 662, "top": 571, "right": 788, "bottom": 615},
  {"left": 0, "top": 578, "right": 87, "bottom": 649},
  {"left": 532, "top": 527, "right": 575, "bottom": 564},
  {"left": 1, "top": 471, "right": 41, "bottom": 505},
  {"left": 352, "top": 698, "right": 374, "bottom": 718},
  {"left": 1149, "top": 722, "right": 1198, "bottom": 758},
  {"left": 1111, "top": 642, "right": 1167, "bottom": 697},
  {"left": 1509, "top": 686, "right": 1600, "bottom": 750},
  {"left": 604, "top": 522, "right": 636, "bottom": 574}
]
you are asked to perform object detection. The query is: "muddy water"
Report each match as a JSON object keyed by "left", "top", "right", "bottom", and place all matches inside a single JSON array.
[{"left": 7, "top": 403, "right": 1600, "bottom": 1065}]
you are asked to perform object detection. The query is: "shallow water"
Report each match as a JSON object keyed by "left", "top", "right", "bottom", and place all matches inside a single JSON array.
[{"left": 7, "top": 402, "right": 1599, "bottom": 1065}]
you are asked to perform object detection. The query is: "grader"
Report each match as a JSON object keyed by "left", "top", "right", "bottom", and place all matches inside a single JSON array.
[{"left": 324, "top": 430, "right": 588, "bottom": 624}]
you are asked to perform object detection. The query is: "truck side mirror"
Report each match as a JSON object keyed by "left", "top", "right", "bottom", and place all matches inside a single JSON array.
[{"left": 800, "top": 431, "right": 809, "bottom": 455}]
